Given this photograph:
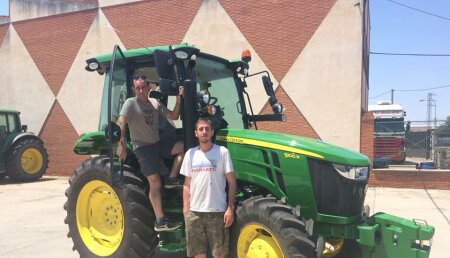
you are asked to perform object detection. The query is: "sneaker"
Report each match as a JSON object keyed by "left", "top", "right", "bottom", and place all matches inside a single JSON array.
[
  {"left": 165, "top": 177, "right": 182, "bottom": 189},
  {"left": 154, "top": 218, "right": 182, "bottom": 232}
]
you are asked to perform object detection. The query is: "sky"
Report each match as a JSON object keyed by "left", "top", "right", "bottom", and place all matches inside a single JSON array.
[
  {"left": 369, "top": 0, "right": 450, "bottom": 123},
  {"left": 0, "top": 0, "right": 448, "bottom": 123},
  {"left": 0, "top": 0, "right": 7, "bottom": 16}
]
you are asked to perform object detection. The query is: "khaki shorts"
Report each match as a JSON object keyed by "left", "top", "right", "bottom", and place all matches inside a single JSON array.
[{"left": 184, "top": 211, "right": 229, "bottom": 257}]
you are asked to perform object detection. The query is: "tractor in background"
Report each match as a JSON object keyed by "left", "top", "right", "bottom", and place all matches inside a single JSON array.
[{"left": 0, "top": 109, "right": 49, "bottom": 182}]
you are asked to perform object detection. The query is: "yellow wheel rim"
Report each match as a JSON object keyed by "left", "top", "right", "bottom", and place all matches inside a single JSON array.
[
  {"left": 237, "top": 223, "right": 284, "bottom": 258},
  {"left": 322, "top": 238, "right": 345, "bottom": 258},
  {"left": 76, "top": 180, "right": 124, "bottom": 256},
  {"left": 20, "top": 148, "right": 43, "bottom": 174}
]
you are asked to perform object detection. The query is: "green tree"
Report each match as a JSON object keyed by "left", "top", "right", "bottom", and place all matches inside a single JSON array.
[{"left": 437, "top": 116, "right": 450, "bottom": 132}]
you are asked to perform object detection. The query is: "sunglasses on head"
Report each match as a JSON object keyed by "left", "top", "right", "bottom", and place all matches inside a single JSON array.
[{"left": 133, "top": 75, "right": 147, "bottom": 80}]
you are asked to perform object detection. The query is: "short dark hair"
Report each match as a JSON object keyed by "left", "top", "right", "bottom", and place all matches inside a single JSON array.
[{"left": 195, "top": 118, "right": 214, "bottom": 130}]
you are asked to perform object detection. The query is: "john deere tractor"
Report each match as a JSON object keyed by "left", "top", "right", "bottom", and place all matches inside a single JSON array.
[
  {"left": 64, "top": 44, "right": 434, "bottom": 258},
  {"left": 0, "top": 109, "right": 49, "bottom": 182}
]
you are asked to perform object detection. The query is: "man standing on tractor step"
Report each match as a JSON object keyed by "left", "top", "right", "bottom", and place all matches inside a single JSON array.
[
  {"left": 181, "top": 118, "right": 237, "bottom": 258},
  {"left": 116, "top": 74, "right": 183, "bottom": 232}
]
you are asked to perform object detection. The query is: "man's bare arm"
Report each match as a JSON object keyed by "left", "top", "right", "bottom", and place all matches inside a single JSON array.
[
  {"left": 183, "top": 176, "right": 191, "bottom": 215},
  {"left": 166, "top": 86, "right": 184, "bottom": 120},
  {"left": 116, "top": 115, "right": 128, "bottom": 161},
  {"left": 224, "top": 172, "right": 237, "bottom": 228}
]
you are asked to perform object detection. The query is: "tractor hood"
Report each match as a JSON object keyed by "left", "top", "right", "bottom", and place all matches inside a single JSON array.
[{"left": 216, "top": 129, "right": 370, "bottom": 167}]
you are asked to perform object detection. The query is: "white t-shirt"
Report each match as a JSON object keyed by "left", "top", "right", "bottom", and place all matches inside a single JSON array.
[{"left": 180, "top": 144, "right": 234, "bottom": 212}]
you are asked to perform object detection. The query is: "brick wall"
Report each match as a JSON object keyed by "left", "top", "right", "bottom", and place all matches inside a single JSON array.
[
  {"left": 220, "top": 0, "right": 336, "bottom": 81},
  {"left": 0, "top": 24, "right": 8, "bottom": 44},
  {"left": 102, "top": 0, "right": 201, "bottom": 49},
  {"left": 13, "top": 10, "right": 96, "bottom": 96},
  {"left": 12, "top": 10, "right": 96, "bottom": 176},
  {"left": 256, "top": 86, "right": 320, "bottom": 139},
  {"left": 39, "top": 101, "right": 87, "bottom": 176},
  {"left": 369, "top": 170, "right": 450, "bottom": 189},
  {"left": 360, "top": 111, "right": 374, "bottom": 162}
]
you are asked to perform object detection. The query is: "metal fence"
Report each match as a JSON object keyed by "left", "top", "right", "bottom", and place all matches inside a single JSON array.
[{"left": 373, "top": 120, "right": 449, "bottom": 169}]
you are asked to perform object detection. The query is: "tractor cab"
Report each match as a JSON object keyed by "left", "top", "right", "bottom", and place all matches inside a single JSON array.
[{"left": 83, "top": 44, "right": 283, "bottom": 188}]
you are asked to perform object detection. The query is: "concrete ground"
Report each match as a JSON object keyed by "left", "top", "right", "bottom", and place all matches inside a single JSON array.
[{"left": 0, "top": 176, "right": 448, "bottom": 258}]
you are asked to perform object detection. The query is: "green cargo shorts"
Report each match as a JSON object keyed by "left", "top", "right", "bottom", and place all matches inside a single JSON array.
[{"left": 184, "top": 211, "right": 229, "bottom": 257}]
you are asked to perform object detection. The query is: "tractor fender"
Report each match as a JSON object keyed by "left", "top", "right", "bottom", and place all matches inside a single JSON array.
[{"left": 7, "top": 133, "right": 43, "bottom": 152}]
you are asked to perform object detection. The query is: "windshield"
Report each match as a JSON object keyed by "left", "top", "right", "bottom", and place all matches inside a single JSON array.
[
  {"left": 167, "top": 56, "right": 244, "bottom": 129},
  {"left": 374, "top": 118, "right": 405, "bottom": 135},
  {"left": 99, "top": 54, "right": 244, "bottom": 131}
]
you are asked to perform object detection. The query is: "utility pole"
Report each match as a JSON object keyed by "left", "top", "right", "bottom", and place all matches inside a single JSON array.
[
  {"left": 391, "top": 89, "right": 394, "bottom": 104},
  {"left": 426, "top": 93, "right": 437, "bottom": 129}
]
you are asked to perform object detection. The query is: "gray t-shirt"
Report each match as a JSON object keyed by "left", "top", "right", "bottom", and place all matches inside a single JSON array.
[{"left": 120, "top": 97, "right": 169, "bottom": 149}]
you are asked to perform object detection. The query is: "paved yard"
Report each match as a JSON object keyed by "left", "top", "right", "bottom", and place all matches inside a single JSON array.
[{"left": 0, "top": 176, "right": 448, "bottom": 258}]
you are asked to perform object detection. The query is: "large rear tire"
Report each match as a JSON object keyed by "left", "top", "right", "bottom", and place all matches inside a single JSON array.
[
  {"left": 6, "top": 137, "right": 48, "bottom": 182},
  {"left": 231, "top": 196, "right": 318, "bottom": 258},
  {"left": 64, "top": 156, "right": 157, "bottom": 258}
]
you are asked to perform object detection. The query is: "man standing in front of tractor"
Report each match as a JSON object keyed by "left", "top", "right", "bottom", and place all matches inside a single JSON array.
[
  {"left": 116, "top": 74, "right": 183, "bottom": 232},
  {"left": 181, "top": 118, "right": 237, "bottom": 258}
]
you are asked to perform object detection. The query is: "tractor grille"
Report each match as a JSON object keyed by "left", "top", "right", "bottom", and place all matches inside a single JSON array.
[{"left": 308, "top": 159, "right": 368, "bottom": 217}]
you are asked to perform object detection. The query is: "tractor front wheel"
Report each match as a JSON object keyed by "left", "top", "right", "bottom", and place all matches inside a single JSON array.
[
  {"left": 231, "top": 196, "right": 318, "bottom": 258},
  {"left": 6, "top": 137, "right": 48, "bottom": 182},
  {"left": 64, "top": 156, "right": 157, "bottom": 258}
]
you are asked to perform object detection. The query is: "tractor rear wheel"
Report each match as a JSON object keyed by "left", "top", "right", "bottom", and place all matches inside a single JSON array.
[
  {"left": 231, "top": 196, "right": 318, "bottom": 258},
  {"left": 6, "top": 138, "right": 48, "bottom": 182},
  {"left": 64, "top": 156, "right": 157, "bottom": 258}
]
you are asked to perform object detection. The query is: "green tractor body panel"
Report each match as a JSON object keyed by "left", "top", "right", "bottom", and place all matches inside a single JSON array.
[
  {"left": 216, "top": 129, "right": 371, "bottom": 238},
  {"left": 66, "top": 43, "right": 435, "bottom": 258},
  {"left": 358, "top": 212, "right": 434, "bottom": 258},
  {"left": 73, "top": 131, "right": 108, "bottom": 155}
]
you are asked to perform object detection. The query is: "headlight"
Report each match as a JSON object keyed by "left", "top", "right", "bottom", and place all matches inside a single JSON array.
[
  {"left": 87, "top": 61, "right": 99, "bottom": 71},
  {"left": 333, "top": 164, "right": 369, "bottom": 181},
  {"left": 175, "top": 50, "right": 188, "bottom": 59}
]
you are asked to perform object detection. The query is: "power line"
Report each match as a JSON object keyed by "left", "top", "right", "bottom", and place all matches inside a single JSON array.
[
  {"left": 386, "top": 0, "right": 450, "bottom": 22},
  {"left": 370, "top": 52, "right": 450, "bottom": 57},
  {"left": 369, "top": 90, "right": 391, "bottom": 99},
  {"left": 371, "top": 85, "right": 450, "bottom": 99},
  {"left": 396, "top": 84, "right": 450, "bottom": 92}
]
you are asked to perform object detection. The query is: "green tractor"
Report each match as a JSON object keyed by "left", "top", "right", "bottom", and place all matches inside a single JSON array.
[
  {"left": 64, "top": 44, "right": 434, "bottom": 258},
  {"left": 0, "top": 109, "right": 49, "bottom": 181}
]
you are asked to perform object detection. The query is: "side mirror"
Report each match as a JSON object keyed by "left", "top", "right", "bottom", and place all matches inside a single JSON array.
[
  {"left": 105, "top": 122, "right": 121, "bottom": 144},
  {"left": 262, "top": 75, "right": 274, "bottom": 97},
  {"left": 149, "top": 91, "right": 164, "bottom": 100},
  {"left": 159, "top": 78, "right": 180, "bottom": 96},
  {"left": 262, "top": 75, "right": 283, "bottom": 114},
  {"left": 21, "top": 125, "right": 28, "bottom": 132},
  {"left": 154, "top": 49, "right": 177, "bottom": 81}
]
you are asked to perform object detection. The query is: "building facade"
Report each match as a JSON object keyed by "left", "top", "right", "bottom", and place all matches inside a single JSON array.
[{"left": 0, "top": 0, "right": 373, "bottom": 175}]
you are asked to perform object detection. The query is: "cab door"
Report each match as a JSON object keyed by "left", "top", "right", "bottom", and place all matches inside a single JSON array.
[{"left": 106, "top": 45, "right": 128, "bottom": 188}]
